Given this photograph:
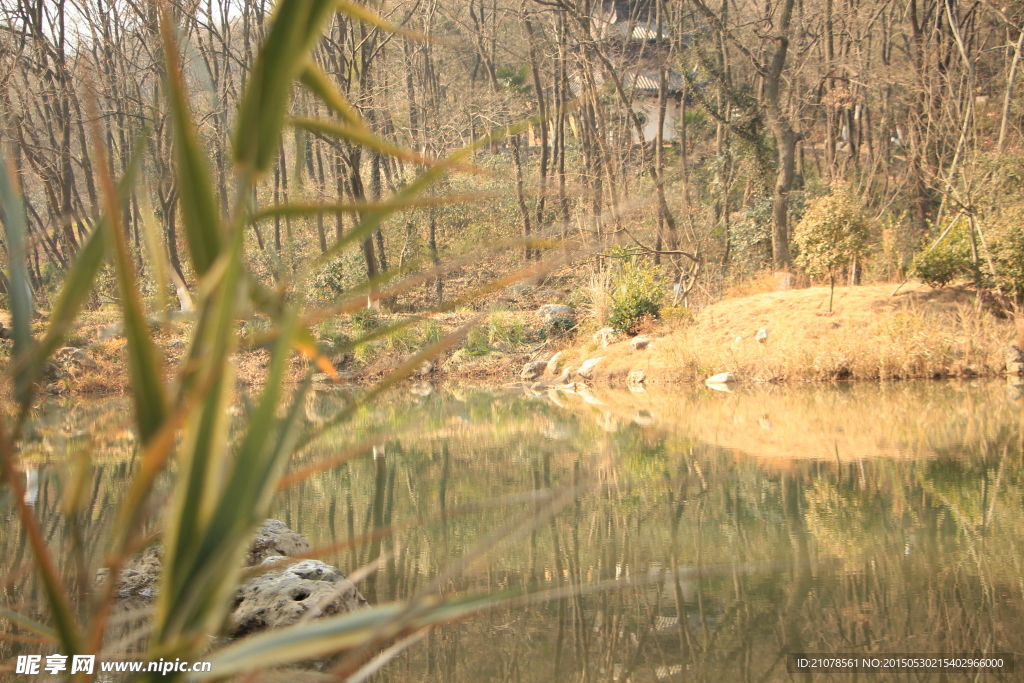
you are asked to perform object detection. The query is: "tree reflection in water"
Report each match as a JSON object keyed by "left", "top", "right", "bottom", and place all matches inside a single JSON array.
[{"left": 3, "top": 380, "right": 1022, "bottom": 681}]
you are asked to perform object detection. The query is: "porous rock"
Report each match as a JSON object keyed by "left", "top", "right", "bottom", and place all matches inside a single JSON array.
[
  {"left": 228, "top": 559, "right": 368, "bottom": 638},
  {"left": 248, "top": 519, "right": 311, "bottom": 565},
  {"left": 98, "top": 520, "right": 367, "bottom": 637},
  {"left": 96, "top": 546, "right": 162, "bottom": 603}
]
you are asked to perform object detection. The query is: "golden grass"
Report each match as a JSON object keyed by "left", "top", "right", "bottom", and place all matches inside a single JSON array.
[{"left": 563, "top": 283, "right": 1017, "bottom": 384}]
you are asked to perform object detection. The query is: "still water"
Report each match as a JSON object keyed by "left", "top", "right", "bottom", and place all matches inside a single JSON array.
[{"left": 4, "top": 379, "right": 1024, "bottom": 681}]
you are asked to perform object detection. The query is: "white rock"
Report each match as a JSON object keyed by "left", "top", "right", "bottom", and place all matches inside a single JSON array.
[
  {"left": 705, "top": 372, "right": 738, "bottom": 385},
  {"left": 756, "top": 328, "right": 769, "bottom": 344},
  {"left": 537, "top": 304, "right": 575, "bottom": 321},
  {"left": 546, "top": 351, "right": 565, "bottom": 375},
  {"left": 627, "top": 369, "right": 646, "bottom": 385},
  {"left": 593, "top": 327, "right": 620, "bottom": 348},
  {"left": 629, "top": 336, "right": 651, "bottom": 351},
  {"left": 577, "top": 357, "right": 604, "bottom": 380}
]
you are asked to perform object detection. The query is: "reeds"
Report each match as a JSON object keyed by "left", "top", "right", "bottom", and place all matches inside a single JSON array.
[{"left": 0, "top": 1, "right": 561, "bottom": 679}]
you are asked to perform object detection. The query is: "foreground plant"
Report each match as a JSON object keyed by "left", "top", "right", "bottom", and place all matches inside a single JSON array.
[{"left": 0, "top": 0, "right": 562, "bottom": 679}]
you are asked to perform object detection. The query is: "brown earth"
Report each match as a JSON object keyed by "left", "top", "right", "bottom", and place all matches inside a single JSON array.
[
  {"left": 538, "top": 283, "right": 1020, "bottom": 387},
  {"left": 4, "top": 282, "right": 1020, "bottom": 396}
]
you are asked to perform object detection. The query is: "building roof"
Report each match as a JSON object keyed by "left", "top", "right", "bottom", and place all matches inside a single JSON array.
[
  {"left": 568, "top": 68, "right": 684, "bottom": 97},
  {"left": 622, "top": 69, "right": 684, "bottom": 93}
]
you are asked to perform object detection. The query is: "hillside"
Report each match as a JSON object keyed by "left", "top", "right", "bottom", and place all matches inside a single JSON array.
[{"left": 553, "top": 283, "right": 1019, "bottom": 385}]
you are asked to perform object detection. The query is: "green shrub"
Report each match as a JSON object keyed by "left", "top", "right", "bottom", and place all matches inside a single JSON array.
[
  {"left": 988, "top": 205, "right": 1024, "bottom": 295},
  {"left": 349, "top": 307, "right": 382, "bottom": 335},
  {"left": 912, "top": 216, "right": 977, "bottom": 288},
  {"left": 540, "top": 315, "right": 576, "bottom": 340},
  {"left": 464, "top": 324, "right": 493, "bottom": 355},
  {"left": 488, "top": 310, "right": 528, "bottom": 348},
  {"left": 608, "top": 261, "right": 664, "bottom": 336},
  {"left": 793, "top": 183, "right": 871, "bottom": 310}
]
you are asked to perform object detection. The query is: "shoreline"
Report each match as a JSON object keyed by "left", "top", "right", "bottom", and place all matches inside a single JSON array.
[{"left": 12, "top": 282, "right": 1022, "bottom": 396}]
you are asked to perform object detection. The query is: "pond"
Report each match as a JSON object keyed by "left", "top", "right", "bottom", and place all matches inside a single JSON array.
[{"left": 4, "top": 378, "right": 1023, "bottom": 681}]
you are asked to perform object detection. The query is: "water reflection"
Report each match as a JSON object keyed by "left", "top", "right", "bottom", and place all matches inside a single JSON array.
[{"left": 2, "top": 381, "right": 1022, "bottom": 681}]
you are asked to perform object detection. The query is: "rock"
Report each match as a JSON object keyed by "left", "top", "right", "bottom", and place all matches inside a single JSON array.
[
  {"left": 96, "top": 546, "right": 162, "bottom": 602},
  {"left": 228, "top": 559, "right": 368, "bottom": 638},
  {"left": 551, "top": 365, "right": 574, "bottom": 385},
  {"left": 629, "top": 336, "right": 650, "bottom": 351},
  {"left": 633, "top": 410, "right": 656, "bottom": 426},
  {"left": 410, "top": 381, "right": 433, "bottom": 397},
  {"left": 577, "top": 357, "right": 604, "bottom": 380},
  {"left": 535, "top": 288, "right": 569, "bottom": 302},
  {"left": 705, "top": 372, "right": 738, "bottom": 385},
  {"left": 593, "top": 328, "right": 620, "bottom": 348},
  {"left": 627, "top": 369, "right": 646, "bottom": 386},
  {"left": 304, "top": 391, "right": 346, "bottom": 424},
  {"left": 312, "top": 373, "right": 331, "bottom": 383},
  {"left": 1009, "top": 375, "right": 1024, "bottom": 400},
  {"left": 537, "top": 304, "right": 575, "bottom": 321},
  {"left": 755, "top": 328, "right": 769, "bottom": 344},
  {"left": 248, "top": 519, "right": 312, "bottom": 565},
  {"left": 1007, "top": 346, "right": 1024, "bottom": 374},
  {"left": 57, "top": 347, "right": 99, "bottom": 369},
  {"left": 546, "top": 351, "right": 565, "bottom": 375},
  {"left": 415, "top": 360, "right": 434, "bottom": 376},
  {"left": 98, "top": 521, "right": 367, "bottom": 638},
  {"left": 42, "top": 362, "right": 68, "bottom": 382},
  {"left": 521, "top": 361, "right": 547, "bottom": 380}
]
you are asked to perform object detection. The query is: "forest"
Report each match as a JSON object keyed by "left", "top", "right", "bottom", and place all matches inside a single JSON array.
[{"left": 1, "top": 0, "right": 1023, "bottom": 312}]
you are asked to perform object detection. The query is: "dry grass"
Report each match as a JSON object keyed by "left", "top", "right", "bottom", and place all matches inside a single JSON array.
[{"left": 561, "top": 283, "right": 1017, "bottom": 384}]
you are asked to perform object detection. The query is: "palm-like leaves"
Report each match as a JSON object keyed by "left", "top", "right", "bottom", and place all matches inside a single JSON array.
[{"left": 0, "top": 0, "right": 552, "bottom": 679}]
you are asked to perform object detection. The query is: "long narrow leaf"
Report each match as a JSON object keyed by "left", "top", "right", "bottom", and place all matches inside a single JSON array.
[
  {"left": 192, "top": 596, "right": 500, "bottom": 679},
  {"left": 250, "top": 193, "right": 490, "bottom": 222},
  {"left": 234, "top": 0, "right": 337, "bottom": 174},
  {"left": 0, "top": 608, "right": 57, "bottom": 641},
  {"left": 160, "top": 8, "right": 221, "bottom": 275},
  {"left": 156, "top": 232, "right": 245, "bottom": 643},
  {"left": 91, "top": 118, "right": 168, "bottom": 446},
  {"left": 294, "top": 118, "right": 441, "bottom": 168},
  {"left": 0, "top": 154, "right": 34, "bottom": 405},
  {"left": 31, "top": 224, "right": 105, "bottom": 369},
  {"left": 0, "top": 422, "right": 82, "bottom": 655},
  {"left": 335, "top": 0, "right": 427, "bottom": 40},
  {"left": 299, "top": 63, "right": 364, "bottom": 126}
]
